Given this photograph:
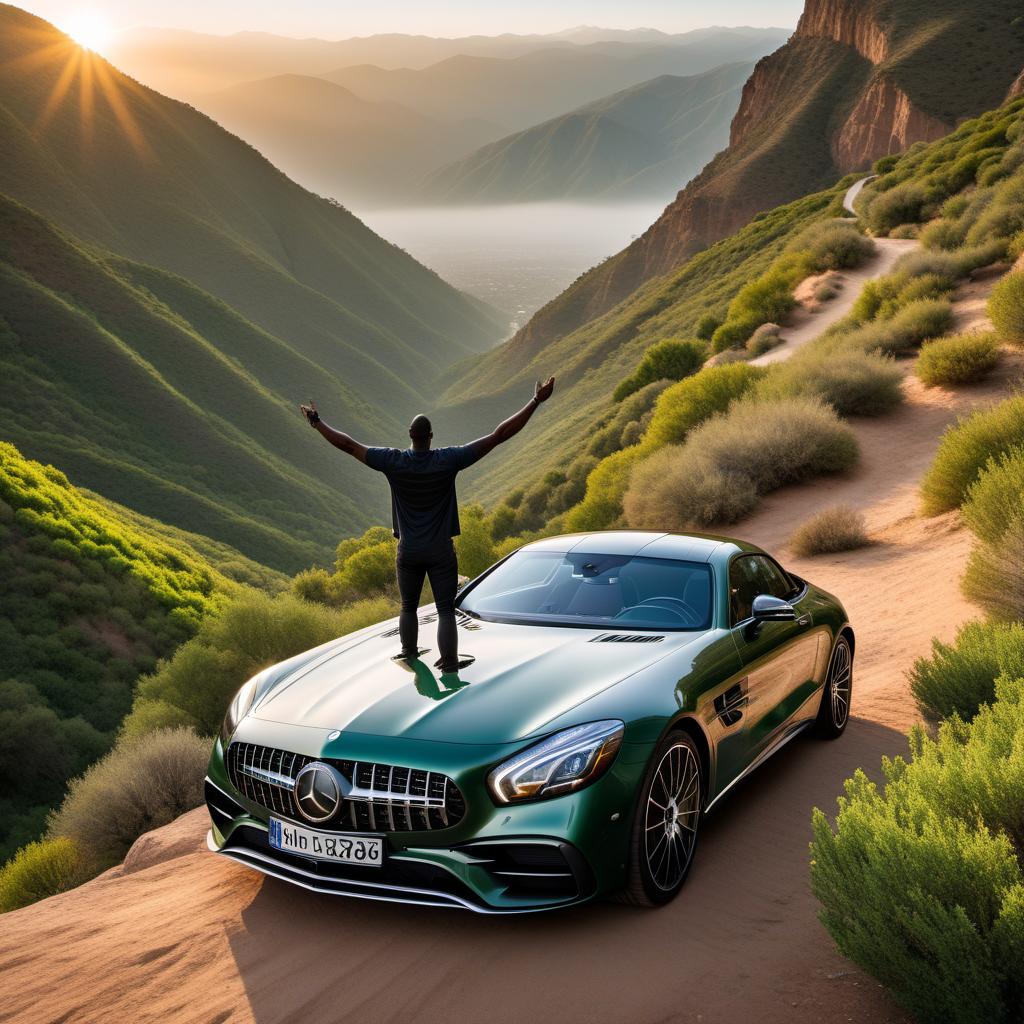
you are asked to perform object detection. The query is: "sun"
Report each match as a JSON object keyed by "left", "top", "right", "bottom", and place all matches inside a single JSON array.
[{"left": 62, "top": 11, "right": 114, "bottom": 54}]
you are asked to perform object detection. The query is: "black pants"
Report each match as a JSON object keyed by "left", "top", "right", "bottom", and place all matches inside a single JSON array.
[{"left": 396, "top": 540, "right": 459, "bottom": 671}]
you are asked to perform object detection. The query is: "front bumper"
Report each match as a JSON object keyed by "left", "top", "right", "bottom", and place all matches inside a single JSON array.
[{"left": 206, "top": 726, "right": 649, "bottom": 913}]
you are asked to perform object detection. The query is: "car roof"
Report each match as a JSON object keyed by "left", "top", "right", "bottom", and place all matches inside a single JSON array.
[{"left": 520, "top": 530, "right": 765, "bottom": 563}]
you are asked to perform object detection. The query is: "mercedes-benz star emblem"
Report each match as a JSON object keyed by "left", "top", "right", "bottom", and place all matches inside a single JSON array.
[{"left": 293, "top": 762, "right": 347, "bottom": 823}]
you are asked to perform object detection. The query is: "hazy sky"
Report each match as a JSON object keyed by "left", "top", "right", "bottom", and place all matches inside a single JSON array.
[{"left": 22, "top": 1, "right": 803, "bottom": 39}]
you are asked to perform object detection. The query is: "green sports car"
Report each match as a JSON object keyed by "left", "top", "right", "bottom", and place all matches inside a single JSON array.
[{"left": 206, "top": 531, "right": 853, "bottom": 912}]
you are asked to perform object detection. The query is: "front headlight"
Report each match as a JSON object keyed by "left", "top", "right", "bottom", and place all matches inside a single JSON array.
[
  {"left": 221, "top": 677, "right": 259, "bottom": 743},
  {"left": 488, "top": 720, "right": 624, "bottom": 804}
]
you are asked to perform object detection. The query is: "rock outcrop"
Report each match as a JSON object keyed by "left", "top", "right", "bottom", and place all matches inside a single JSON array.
[
  {"left": 832, "top": 76, "right": 951, "bottom": 173},
  {"left": 796, "top": 0, "right": 888, "bottom": 64}
]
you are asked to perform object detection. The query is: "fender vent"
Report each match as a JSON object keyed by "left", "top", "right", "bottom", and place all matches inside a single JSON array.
[{"left": 591, "top": 633, "right": 665, "bottom": 643}]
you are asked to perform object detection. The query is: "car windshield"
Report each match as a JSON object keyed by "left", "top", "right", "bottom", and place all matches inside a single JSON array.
[{"left": 458, "top": 550, "right": 713, "bottom": 630}]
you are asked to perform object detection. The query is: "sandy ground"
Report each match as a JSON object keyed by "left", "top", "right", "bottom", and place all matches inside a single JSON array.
[{"left": 1, "top": 262, "right": 1020, "bottom": 1024}]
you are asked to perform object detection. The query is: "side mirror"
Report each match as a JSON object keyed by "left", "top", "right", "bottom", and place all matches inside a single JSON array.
[{"left": 751, "top": 594, "right": 796, "bottom": 622}]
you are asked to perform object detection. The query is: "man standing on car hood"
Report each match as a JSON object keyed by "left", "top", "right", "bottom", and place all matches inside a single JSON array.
[{"left": 300, "top": 377, "right": 555, "bottom": 673}]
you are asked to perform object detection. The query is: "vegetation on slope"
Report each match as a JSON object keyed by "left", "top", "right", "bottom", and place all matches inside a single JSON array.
[
  {"left": 0, "top": 193, "right": 391, "bottom": 569},
  {"left": 0, "top": 441, "right": 229, "bottom": 859}
]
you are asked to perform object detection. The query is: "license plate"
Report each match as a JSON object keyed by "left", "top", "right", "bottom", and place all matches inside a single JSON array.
[{"left": 269, "top": 818, "right": 383, "bottom": 866}]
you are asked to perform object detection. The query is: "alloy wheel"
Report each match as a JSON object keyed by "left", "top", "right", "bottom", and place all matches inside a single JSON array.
[
  {"left": 830, "top": 640, "right": 852, "bottom": 729},
  {"left": 643, "top": 741, "right": 701, "bottom": 892}
]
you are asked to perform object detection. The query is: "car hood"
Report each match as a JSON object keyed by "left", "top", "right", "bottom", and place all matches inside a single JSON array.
[{"left": 252, "top": 613, "right": 704, "bottom": 745}]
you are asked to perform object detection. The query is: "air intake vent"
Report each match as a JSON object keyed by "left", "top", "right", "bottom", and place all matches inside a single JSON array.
[
  {"left": 380, "top": 612, "right": 440, "bottom": 639},
  {"left": 591, "top": 633, "right": 665, "bottom": 643}
]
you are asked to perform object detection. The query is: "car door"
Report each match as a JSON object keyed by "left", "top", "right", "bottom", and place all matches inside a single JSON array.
[{"left": 728, "top": 554, "right": 820, "bottom": 762}]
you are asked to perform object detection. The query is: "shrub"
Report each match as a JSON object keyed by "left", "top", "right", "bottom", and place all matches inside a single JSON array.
[
  {"left": 888, "top": 223, "right": 921, "bottom": 240},
  {"left": 756, "top": 349, "right": 904, "bottom": 416},
  {"left": 963, "top": 518, "right": 1024, "bottom": 623},
  {"left": 988, "top": 272, "right": 1024, "bottom": 346},
  {"left": 963, "top": 445, "right": 1024, "bottom": 544},
  {"left": 694, "top": 313, "right": 722, "bottom": 341},
  {"left": 919, "top": 218, "right": 966, "bottom": 249},
  {"left": 895, "top": 242, "right": 1007, "bottom": 282},
  {"left": 643, "top": 363, "right": 765, "bottom": 449},
  {"left": 841, "top": 299, "right": 955, "bottom": 356},
  {"left": 789, "top": 505, "right": 869, "bottom": 557},
  {"left": 811, "top": 678, "right": 1024, "bottom": 1023},
  {"left": 122, "top": 590, "right": 395, "bottom": 737},
  {"left": 917, "top": 332, "right": 1002, "bottom": 387},
  {"left": 624, "top": 398, "right": 858, "bottom": 529},
  {"left": 565, "top": 447, "right": 645, "bottom": 531},
  {"left": 48, "top": 728, "right": 209, "bottom": 870},
  {"left": 0, "top": 837, "right": 82, "bottom": 912},
  {"left": 613, "top": 337, "right": 706, "bottom": 401},
  {"left": 909, "top": 620, "right": 1024, "bottom": 723},
  {"left": 788, "top": 219, "right": 876, "bottom": 270},
  {"left": 920, "top": 395, "right": 1024, "bottom": 513},
  {"left": 745, "top": 322, "right": 783, "bottom": 356},
  {"left": 865, "top": 181, "right": 930, "bottom": 233},
  {"left": 711, "top": 255, "right": 810, "bottom": 352}
]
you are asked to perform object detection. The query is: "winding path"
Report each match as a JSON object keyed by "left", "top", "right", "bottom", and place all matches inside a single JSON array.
[{"left": 753, "top": 176, "right": 915, "bottom": 366}]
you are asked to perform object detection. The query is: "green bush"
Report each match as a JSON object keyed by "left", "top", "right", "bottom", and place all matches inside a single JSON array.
[
  {"left": 919, "top": 218, "right": 967, "bottom": 250},
  {"left": 755, "top": 349, "right": 904, "bottom": 416},
  {"left": 895, "top": 242, "right": 1008, "bottom": 282},
  {"left": 921, "top": 395, "right": 1024, "bottom": 513},
  {"left": 625, "top": 398, "right": 858, "bottom": 529},
  {"left": 745, "top": 322, "right": 783, "bottom": 357},
  {"left": 787, "top": 219, "right": 876, "bottom": 270},
  {"left": 916, "top": 332, "right": 1002, "bottom": 387},
  {"left": 909, "top": 619, "right": 1024, "bottom": 723},
  {"left": 963, "top": 518, "right": 1024, "bottom": 623},
  {"left": 963, "top": 445, "right": 1024, "bottom": 544},
  {"left": 48, "top": 728, "right": 209, "bottom": 870},
  {"left": 841, "top": 299, "right": 955, "bottom": 356},
  {"left": 694, "top": 313, "right": 721, "bottom": 341},
  {"left": 122, "top": 590, "right": 395, "bottom": 738},
  {"left": 811, "top": 676, "right": 1024, "bottom": 1024},
  {"left": 0, "top": 837, "right": 82, "bottom": 912},
  {"left": 988, "top": 272, "right": 1024, "bottom": 346},
  {"left": 613, "top": 338, "right": 706, "bottom": 402},
  {"left": 851, "top": 272, "right": 953, "bottom": 323},
  {"left": 865, "top": 181, "right": 930, "bottom": 233},
  {"left": 789, "top": 505, "right": 869, "bottom": 557},
  {"left": 643, "top": 363, "right": 765, "bottom": 449}
]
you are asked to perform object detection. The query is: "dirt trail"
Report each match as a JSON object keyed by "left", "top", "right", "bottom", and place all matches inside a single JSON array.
[{"left": 1, "top": 267, "right": 1019, "bottom": 1024}]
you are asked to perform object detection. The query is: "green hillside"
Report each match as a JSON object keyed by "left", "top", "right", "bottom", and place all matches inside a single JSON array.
[
  {"left": 0, "top": 440, "right": 245, "bottom": 858},
  {"left": 0, "top": 193, "right": 394, "bottom": 570},
  {"left": 0, "top": 4, "right": 504, "bottom": 421},
  {"left": 463, "top": 0, "right": 1024, "bottom": 397},
  {"left": 420, "top": 63, "right": 754, "bottom": 203}
]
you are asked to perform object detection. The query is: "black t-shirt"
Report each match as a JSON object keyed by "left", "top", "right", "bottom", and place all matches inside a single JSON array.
[{"left": 365, "top": 443, "right": 484, "bottom": 551}]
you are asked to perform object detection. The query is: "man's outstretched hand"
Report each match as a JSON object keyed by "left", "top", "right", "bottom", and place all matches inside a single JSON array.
[
  {"left": 534, "top": 376, "right": 555, "bottom": 403},
  {"left": 299, "top": 398, "right": 320, "bottom": 427}
]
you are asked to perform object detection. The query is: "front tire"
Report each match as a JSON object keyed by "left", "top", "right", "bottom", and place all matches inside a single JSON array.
[
  {"left": 620, "top": 730, "right": 703, "bottom": 907},
  {"left": 815, "top": 634, "right": 853, "bottom": 739}
]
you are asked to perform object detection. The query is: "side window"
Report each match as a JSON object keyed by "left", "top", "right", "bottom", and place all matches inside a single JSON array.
[{"left": 729, "top": 555, "right": 792, "bottom": 625}]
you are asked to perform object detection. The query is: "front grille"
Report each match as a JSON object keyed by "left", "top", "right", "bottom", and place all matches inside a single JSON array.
[{"left": 226, "top": 742, "right": 466, "bottom": 832}]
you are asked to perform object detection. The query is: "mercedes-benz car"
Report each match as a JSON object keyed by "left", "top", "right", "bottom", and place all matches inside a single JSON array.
[{"left": 205, "top": 531, "right": 853, "bottom": 912}]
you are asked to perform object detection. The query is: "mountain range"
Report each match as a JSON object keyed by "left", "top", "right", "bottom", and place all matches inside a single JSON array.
[
  {"left": 420, "top": 62, "right": 755, "bottom": 203},
  {"left": 0, "top": 4, "right": 503, "bottom": 569},
  {"left": 184, "top": 28, "right": 787, "bottom": 206},
  {"left": 106, "top": 25, "right": 790, "bottom": 99}
]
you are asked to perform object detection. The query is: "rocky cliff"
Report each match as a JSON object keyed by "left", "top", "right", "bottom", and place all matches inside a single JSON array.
[{"left": 459, "top": 0, "right": 1024, "bottom": 388}]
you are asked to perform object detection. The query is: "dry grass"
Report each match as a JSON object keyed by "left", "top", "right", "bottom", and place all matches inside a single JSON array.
[{"left": 789, "top": 505, "right": 869, "bottom": 557}]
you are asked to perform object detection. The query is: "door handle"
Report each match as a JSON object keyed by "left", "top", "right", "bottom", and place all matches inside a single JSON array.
[{"left": 797, "top": 614, "right": 811, "bottom": 626}]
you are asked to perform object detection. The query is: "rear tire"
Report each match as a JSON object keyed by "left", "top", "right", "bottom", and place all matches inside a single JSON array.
[
  {"left": 619, "top": 730, "right": 703, "bottom": 907},
  {"left": 815, "top": 635, "right": 853, "bottom": 739}
]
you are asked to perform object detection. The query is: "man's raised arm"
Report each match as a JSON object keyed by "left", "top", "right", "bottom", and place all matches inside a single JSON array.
[
  {"left": 299, "top": 400, "right": 369, "bottom": 463},
  {"left": 467, "top": 376, "right": 555, "bottom": 461}
]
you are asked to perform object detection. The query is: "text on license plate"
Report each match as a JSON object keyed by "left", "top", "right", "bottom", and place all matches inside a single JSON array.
[{"left": 269, "top": 818, "right": 383, "bottom": 866}]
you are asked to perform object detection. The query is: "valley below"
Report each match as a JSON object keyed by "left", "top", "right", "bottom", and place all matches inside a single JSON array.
[{"left": 358, "top": 201, "right": 664, "bottom": 330}]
